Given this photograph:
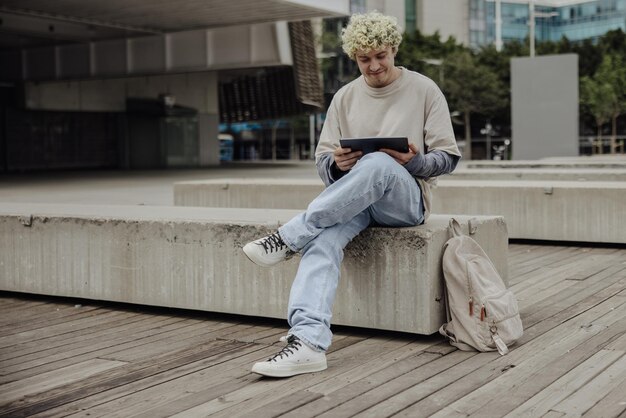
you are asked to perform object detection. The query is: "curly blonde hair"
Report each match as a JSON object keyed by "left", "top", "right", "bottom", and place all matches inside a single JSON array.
[{"left": 341, "top": 11, "right": 402, "bottom": 60}]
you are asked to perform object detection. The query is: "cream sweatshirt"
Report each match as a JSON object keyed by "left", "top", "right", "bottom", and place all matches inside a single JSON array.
[{"left": 315, "top": 67, "right": 461, "bottom": 220}]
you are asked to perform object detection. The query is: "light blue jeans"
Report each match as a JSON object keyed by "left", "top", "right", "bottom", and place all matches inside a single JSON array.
[{"left": 278, "top": 152, "right": 424, "bottom": 351}]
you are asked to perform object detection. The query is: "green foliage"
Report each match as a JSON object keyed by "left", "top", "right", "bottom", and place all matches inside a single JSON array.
[
  {"left": 441, "top": 51, "right": 509, "bottom": 157},
  {"left": 396, "top": 29, "right": 465, "bottom": 74},
  {"left": 599, "top": 29, "right": 626, "bottom": 57},
  {"left": 443, "top": 51, "right": 508, "bottom": 117},
  {"left": 580, "top": 75, "right": 614, "bottom": 136},
  {"left": 582, "top": 52, "right": 626, "bottom": 150}
]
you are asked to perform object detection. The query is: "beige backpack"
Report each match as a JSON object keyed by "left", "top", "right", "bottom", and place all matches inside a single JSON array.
[{"left": 439, "top": 218, "right": 523, "bottom": 355}]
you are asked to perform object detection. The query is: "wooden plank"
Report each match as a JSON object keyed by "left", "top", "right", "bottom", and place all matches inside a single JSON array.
[
  {"left": 0, "top": 359, "right": 127, "bottom": 405},
  {"left": 605, "top": 331, "right": 626, "bottom": 351},
  {"left": 31, "top": 343, "right": 277, "bottom": 418},
  {"left": 239, "top": 390, "right": 324, "bottom": 418},
  {"left": 511, "top": 250, "right": 623, "bottom": 299},
  {"left": 1, "top": 310, "right": 148, "bottom": 363},
  {"left": 98, "top": 322, "right": 246, "bottom": 362},
  {"left": 434, "top": 299, "right": 626, "bottom": 418},
  {"left": 548, "top": 353, "right": 626, "bottom": 417},
  {"left": 223, "top": 324, "right": 288, "bottom": 343},
  {"left": 362, "top": 309, "right": 626, "bottom": 418},
  {"left": 0, "top": 311, "right": 147, "bottom": 363},
  {"left": 0, "top": 339, "right": 248, "bottom": 417},
  {"left": 541, "top": 411, "right": 566, "bottom": 418},
  {"left": 281, "top": 350, "right": 472, "bottom": 418},
  {"left": 0, "top": 304, "right": 107, "bottom": 336},
  {"left": 208, "top": 339, "right": 448, "bottom": 418},
  {"left": 0, "top": 300, "right": 49, "bottom": 313},
  {"left": 580, "top": 375, "right": 626, "bottom": 418},
  {"left": 258, "top": 350, "right": 449, "bottom": 418},
  {"left": 511, "top": 245, "right": 578, "bottom": 271},
  {"left": 508, "top": 246, "right": 581, "bottom": 279},
  {"left": 473, "top": 324, "right": 626, "bottom": 418},
  {"left": 0, "top": 309, "right": 132, "bottom": 349},
  {"left": 519, "top": 277, "right": 626, "bottom": 343},
  {"left": 516, "top": 258, "right": 623, "bottom": 307},
  {"left": 509, "top": 246, "right": 616, "bottom": 285},
  {"left": 504, "top": 349, "right": 624, "bottom": 417},
  {"left": 351, "top": 352, "right": 496, "bottom": 418},
  {"left": 305, "top": 338, "right": 447, "bottom": 396},
  {"left": 167, "top": 336, "right": 412, "bottom": 417},
  {"left": 393, "top": 295, "right": 626, "bottom": 418},
  {"left": 0, "top": 315, "right": 188, "bottom": 381},
  {"left": 521, "top": 272, "right": 626, "bottom": 329},
  {"left": 520, "top": 261, "right": 626, "bottom": 323},
  {"left": 0, "top": 302, "right": 84, "bottom": 327}
]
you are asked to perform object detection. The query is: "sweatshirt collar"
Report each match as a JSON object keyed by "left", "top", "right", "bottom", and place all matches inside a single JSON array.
[{"left": 360, "top": 67, "right": 406, "bottom": 97}]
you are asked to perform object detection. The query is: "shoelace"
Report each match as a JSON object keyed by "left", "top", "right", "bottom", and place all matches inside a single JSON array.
[
  {"left": 257, "top": 232, "right": 287, "bottom": 254},
  {"left": 268, "top": 335, "right": 301, "bottom": 362}
]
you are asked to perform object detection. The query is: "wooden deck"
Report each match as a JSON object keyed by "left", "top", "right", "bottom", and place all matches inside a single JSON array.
[{"left": 0, "top": 243, "right": 625, "bottom": 418}]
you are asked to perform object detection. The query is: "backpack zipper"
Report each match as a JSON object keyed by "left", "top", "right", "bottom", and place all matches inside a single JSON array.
[
  {"left": 466, "top": 261, "right": 474, "bottom": 317},
  {"left": 490, "top": 322, "right": 510, "bottom": 355}
]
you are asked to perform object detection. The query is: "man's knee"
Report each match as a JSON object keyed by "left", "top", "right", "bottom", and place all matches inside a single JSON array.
[{"left": 356, "top": 152, "right": 403, "bottom": 178}]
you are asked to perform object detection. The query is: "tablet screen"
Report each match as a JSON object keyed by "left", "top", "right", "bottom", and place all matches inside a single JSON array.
[{"left": 339, "top": 137, "right": 409, "bottom": 154}]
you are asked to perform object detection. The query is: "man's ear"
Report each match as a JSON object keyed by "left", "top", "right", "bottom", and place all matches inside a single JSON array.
[{"left": 392, "top": 46, "right": 398, "bottom": 56}]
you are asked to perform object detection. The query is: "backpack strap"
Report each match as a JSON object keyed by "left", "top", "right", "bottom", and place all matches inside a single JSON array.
[
  {"left": 442, "top": 277, "right": 452, "bottom": 324},
  {"left": 449, "top": 218, "right": 463, "bottom": 237}
]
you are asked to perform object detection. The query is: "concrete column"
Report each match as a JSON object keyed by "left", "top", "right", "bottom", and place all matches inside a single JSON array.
[{"left": 198, "top": 113, "right": 220, "bottom": 166}]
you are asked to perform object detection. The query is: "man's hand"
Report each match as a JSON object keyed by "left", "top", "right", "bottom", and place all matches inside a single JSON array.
[
  {"left": 334, "top": 147, "right": 363, "bottom": 172},
  {"left": 380, "top": 143, "right": 419, "bottom": 165}
]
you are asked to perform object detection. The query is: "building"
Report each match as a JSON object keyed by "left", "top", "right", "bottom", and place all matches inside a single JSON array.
[
  {"left": 470, "top": 0, "right": 626, "bottom": 48},
  {"left": 386, "top": 1, "right": 626, "bottom": 48},
  {"left": 0, "top": 1, "right": 349, "bottom": 171}
]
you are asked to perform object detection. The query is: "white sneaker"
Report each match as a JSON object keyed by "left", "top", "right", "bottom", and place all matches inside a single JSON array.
[
  {"left": 251, "top": 335, "right": 327, "bottom": 378},
  {"left": 243, "top": 232, "right": 294, "bottom": 267}
]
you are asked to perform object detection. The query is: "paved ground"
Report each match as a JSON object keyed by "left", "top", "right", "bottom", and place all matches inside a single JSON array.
[{"left": 0, "top": 161, "right": 320, "bottom": 206}]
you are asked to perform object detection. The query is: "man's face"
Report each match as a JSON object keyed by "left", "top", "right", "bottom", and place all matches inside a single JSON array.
[{"left": 355, "top": 46, "right": 397, "bottom": 88}]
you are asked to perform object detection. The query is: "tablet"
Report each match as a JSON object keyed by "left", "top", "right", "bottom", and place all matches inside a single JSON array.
[{"left": 339, "top": 137, "right": 409, "bottom": 154}]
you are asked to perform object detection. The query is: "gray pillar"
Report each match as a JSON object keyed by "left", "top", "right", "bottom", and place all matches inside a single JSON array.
[
  {"left": 198, "top": 113, "right": 220, "bottom": 166},
  {"left": 511, "top": 54, "right": 579, "bottom": 160}
]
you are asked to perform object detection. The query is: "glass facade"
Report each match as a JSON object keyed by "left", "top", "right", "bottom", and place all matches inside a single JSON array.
[{"left": 470, "top": 0, "right": 626, "bottom": 48}]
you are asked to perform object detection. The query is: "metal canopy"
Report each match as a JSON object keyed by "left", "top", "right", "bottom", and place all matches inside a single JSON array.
[{"left": 0, "top": 0, "right": 348, "bottom": 50}]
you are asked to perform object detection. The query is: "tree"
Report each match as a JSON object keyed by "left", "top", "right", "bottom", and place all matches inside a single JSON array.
[
  {"left": 396, "top": 29, "right": 464, "bottom": 77},
  {"left": 580, "top": 76, "right": 614, "bottom": 152},
  {"left": 593, "top": 53, "right": 626, "bottom": 153},
  {"left": 442, "top": 52, "right": 508, "bottom": 159},
  {"left": 599, "top": 28, "right": 626, "bottom": 57}
]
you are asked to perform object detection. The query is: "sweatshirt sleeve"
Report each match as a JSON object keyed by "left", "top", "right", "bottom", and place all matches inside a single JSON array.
[
  {"left": 316, "top": 153, "right": 348, "bottom": 187},
  {"left": 315, "top": 97, "right": 345, "bottom": 186},
  {"left": 404, "top": 149, "right": 460, "bottom": 178}
]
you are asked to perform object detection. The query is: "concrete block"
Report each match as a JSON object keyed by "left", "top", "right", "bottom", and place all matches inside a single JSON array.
[
  {"left": 0, "top": 203, "right": 508, "bottom": 335},
  {"left": 174, "top": 178, "right": 324, "bottom": 209},
  {"left": 466, "top": 159, "right": 626, "bottom": 169},
  {"left": 174, "top": 178, "right": 626, "bottom": 244},
  {"left": 446, "top": 168, "right": 626, "bottom": 182},
  {"left": 431, "top": 180, "right": 626, "bottom": 244}
]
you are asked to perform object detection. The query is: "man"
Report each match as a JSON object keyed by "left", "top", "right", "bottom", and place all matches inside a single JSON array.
[{"left": 243, "top": 11, "right": 461, "bottom": 377}]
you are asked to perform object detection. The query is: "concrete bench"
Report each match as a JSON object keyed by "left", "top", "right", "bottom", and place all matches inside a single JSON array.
[
  {"left": 446, "top": 168, "right": 626, "bottom": 182},
  {"left": 174, "top": 178, "right": 626, "bottom": 244},
  {"left": 431, "top": 180, "right": 626, "bottom": 244},
  {"left": 465, "top": 159, "right": 626, "bottom": 169},
  {"left": 0, "top": 203, "right": 507, "bottom": 335}
]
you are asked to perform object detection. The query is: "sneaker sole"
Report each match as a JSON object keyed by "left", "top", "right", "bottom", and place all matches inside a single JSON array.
[{"left": 251, "top": 360, "right": 327, "bottom": 378}]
